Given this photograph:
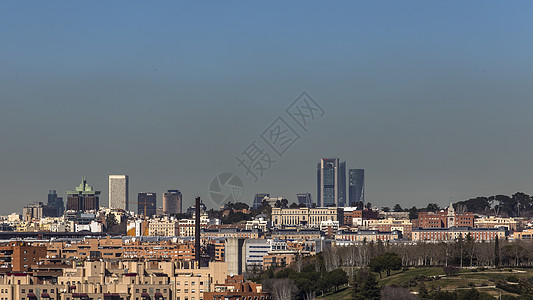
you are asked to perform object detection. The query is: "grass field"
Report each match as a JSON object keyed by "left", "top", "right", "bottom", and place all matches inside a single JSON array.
[{"left": 317, "top": 267, "right": 533, "bottom": 299}]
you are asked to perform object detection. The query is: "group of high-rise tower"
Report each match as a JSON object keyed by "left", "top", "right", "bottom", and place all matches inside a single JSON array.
[
  {"left": 253, "top": 158, "right": 365, "bottom": 209},
  {"left": 62, "top": 175, "right": 183, "bottom": 216},
  {"left": 317, "top": 158, "right": 365, "bottom": 207}
]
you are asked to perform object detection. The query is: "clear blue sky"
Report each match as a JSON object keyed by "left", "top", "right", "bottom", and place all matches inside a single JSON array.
[{"left": 1, "top": 1, "right": 533, "bottom": 214}]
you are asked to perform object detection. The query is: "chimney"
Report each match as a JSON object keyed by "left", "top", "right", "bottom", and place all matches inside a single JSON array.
[{"left": 195, "top": 196, "right": 201, "bottom": 264}]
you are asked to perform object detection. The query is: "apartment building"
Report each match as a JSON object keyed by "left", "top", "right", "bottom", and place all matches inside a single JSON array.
[
  {"left": 0, "top": 241, "right": 47, "bottom": 273},
  {"left": 362, "top": 218, "right": 413, "bottom": 239},
  {"left": 335, "top": 229, "right": 402, "bottom": 242}
]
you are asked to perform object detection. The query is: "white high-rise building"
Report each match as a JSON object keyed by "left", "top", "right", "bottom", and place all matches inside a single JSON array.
[{"left": 109, "top": 175, "right": 129, "bottom": 210}]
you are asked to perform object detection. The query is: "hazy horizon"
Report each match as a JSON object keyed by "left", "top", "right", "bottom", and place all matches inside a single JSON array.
[{"left": 2, "top": 1, "right": 533, "bottom": 214}]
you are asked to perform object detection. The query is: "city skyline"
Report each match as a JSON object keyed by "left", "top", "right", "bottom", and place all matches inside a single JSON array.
[{"left": 2, "top": 2, "right": 533, "bottom": 214}]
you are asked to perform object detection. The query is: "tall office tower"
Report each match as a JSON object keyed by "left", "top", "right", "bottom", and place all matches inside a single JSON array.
[
  {"left": 163, "top": 190, "right": 182, "bottom": 215},
  {"left": 297, "top": 193, "right": 313, "bottom": 208},
  {"left": 317, "top": 158, "right": 346, "bottom": 207},
  {"left": 137, "top": 192, "right": 157, "bottom": 217},
  {"left": 252, "top": 193, "right": 270, "bottom": 210},
  {"left": 109, "top": 175, "right": 129, "bottom": 210},
  {"left": 348, "top": 169, "right": 365, "bottom": 206},
  {"left": 66, "top": 177, "right": 101, "bottom": 212},
  {"left": 45, "top": 190, "right": 64, "bottom": 217}
]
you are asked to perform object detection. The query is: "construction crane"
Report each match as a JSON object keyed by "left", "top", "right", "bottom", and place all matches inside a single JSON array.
[{"left": 125, "top": 200, "right": 155, "bottom": 219}]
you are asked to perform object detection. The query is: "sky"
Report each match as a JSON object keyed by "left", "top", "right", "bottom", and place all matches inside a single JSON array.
[{"left": 1, "top": 1, "right": 533, "bottom": 214}]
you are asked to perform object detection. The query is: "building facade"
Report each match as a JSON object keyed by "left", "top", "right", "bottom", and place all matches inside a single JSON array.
[
  {"left": 252, "top": 193, "right": 270, "bottom": 210},
  {"left": 412, "top": 227, "right": 507, "bottom": 242},
  {"left": 297, "top": 193, "right": 313, "bottom": 208},
  {"left": 108, "top": 175, "right": 129, "bottom": 211},
  {"left": 317, "top": 158, "right": 346, "bottom": 207},
  {"left": 163, "top": 190, "right": 182, "bottom": 215},
  {"left": 348, "top": 169, "right": 364, "bottom": 206},
  {"left": 271, "top": 207, "right": 340, "bottom": 228},
  {"left": 137, "top": 192, "right": 157, "bottom": 217},
  {"left": 66, "top": 177, "right": 101, "bottom": 212}
]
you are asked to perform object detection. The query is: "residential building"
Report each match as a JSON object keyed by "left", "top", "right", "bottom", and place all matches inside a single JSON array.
[
  {"left": 362, "top": 218, "right": 413, "bottom": 239},
  {"left": 271, "top": 229, "right": 323, "bottom": 240},
  {"left": 342, "top": 207, "right": 379, "bottom": 226},
  {"left": 335, "top": 229, "right": 402, "bottom": 242},
  {"left": 22, "top": 202, "right": 44, "bottom": 221},
  {"left": 0, "top": 241, "right": 47, "bottom": 272},
  {"left": 263, "top": 251, "right": 297, "bottom": 269},
  {"left": 148, "top": 218, "right": 179, "bottom": 237},
  {"left": 204, "top": 275, "right": 270, "bottom": 300}
]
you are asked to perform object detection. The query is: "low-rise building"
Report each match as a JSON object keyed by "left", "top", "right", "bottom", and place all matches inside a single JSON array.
[
  {"left": 362, "top": 218, "right": 413, "bottom": 239},
  {"left": 475, "top": 216, "right": 518, "bottom": 231},
  {"left": 335, "top": 229, "right": 402, "bottom": 242},
  {"left": 411, "top": 226, "right": 507, "bottom": 242},
  {"left": 272, "top": 207, "right": 340, "bottom": 228},
  {"left": 204, "top": 275, "right": 271, "bottom": 300}
]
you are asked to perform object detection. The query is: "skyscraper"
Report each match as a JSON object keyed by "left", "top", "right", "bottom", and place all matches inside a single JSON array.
[
  {"left": 45, "top": 190, "right": 64, "bottom": 217},
  {"left": 109, "top": 175, "right": 129, "bottom": 211},
  {"left": 317, "top": 158, "right": 346, "bottom": 207},
  {"left": 348, "top": 169, "right": 365, "bottom": 206},
  {"left": 297, "top": 193, "right": 313, "bottom": 208},
  {"left": 163, "top": 190, "right": 182, "bottom": 215},
  {"left": 252, "top": 193, "right": 270, "bottom": 210},
  {"left": 66, "top": 177, "right": 100, "bottom": 212},
  {"left": 137, "top": 192, "right": 157, "bottom": 217}
]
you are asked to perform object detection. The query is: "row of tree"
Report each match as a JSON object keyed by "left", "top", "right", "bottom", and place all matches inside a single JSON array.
[{"left": 321, "top": 238, "right": 533, "bottom": 276}]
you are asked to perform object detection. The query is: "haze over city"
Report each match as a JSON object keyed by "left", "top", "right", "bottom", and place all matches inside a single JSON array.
[{"left": 2, "top": 1, "right": 533, "bottom": 214}]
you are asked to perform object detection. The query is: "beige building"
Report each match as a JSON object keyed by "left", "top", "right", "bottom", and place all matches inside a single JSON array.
[
  {"left": 362, "top": 218, "right": 413, "bottom": 238},
  {"left": 475, "top": 216, "right": 518, "bottom": 231},
  {"left": 148, "top": 218, "right": 180, "bottom": 236},
  {"left": 272, "top": 207, "right": 340, "bottom": 228},
  {"left": 0, "top": 259, "right": 228, "bottom": 300}
]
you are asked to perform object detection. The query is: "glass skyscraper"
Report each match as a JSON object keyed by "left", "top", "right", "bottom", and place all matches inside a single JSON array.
[
  {"left": 317, "top": 158, "right": 346, "bottom": 207},
  {"left": 349, "top": 169, "right": 365, "bottom": 206}
]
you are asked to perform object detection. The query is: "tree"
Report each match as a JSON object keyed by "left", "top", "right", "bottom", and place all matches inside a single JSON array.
[
  {"left": 495, "top": 235, "right": 500, "bottom": 267},
  {"left": 393, "top": 204, "right": 403, "bottom": 212},
  {"left": 352, "top": 268, "right": 380, "bottom": 300},
  {"left": 289, "top": 202, "right": 299, "bottom": 209},
  {"left": 263, "top": 278, "right": 298, "bottom": 300},
  {"left": 328, "top": 268, "right": 348, "bottom": 291},
  {"left": 106, "top": 213, "right": 118, "bottom": 228},
  {"left": 361, "top": 274, "right": 381, "bottom": 300},
  {"left": 382, "top": 207, "right": 390, "bottom": 212},
  {"left": 426, "top": 203, "right": 440, "bottom": 212},
  {"left": 369, "top": 252, "right": 402, "bottom": 278},
  {"left": 365, "top": 202, "right": 372, "bottom": 210},
  {"left": 409, "top": 206, "right": 419, "bottom": 220},
  {"left": 233, "top": 201, "right": 249, "bottom": 210}
]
